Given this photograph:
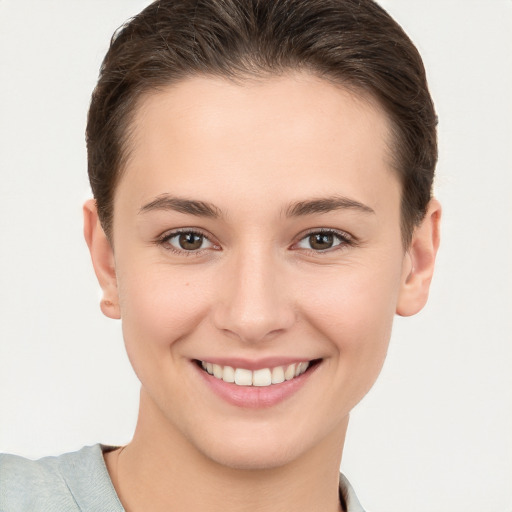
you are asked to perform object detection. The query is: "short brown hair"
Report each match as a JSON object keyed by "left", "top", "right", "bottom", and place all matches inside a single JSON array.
[{"left": 87, "top": 0, "right": 437, "bottom": 246}]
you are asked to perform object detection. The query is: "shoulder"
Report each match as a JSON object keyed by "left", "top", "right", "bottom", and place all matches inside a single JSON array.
[
  {"left": 0, "top": 445, "right": 124, "bottom": 512},
  {"left": 0, "top": 450, "right": 76, "bottom": 511}
]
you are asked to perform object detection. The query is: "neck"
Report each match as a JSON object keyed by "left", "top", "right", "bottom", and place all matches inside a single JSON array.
[{"left": 107, "top": 389, "right": 347, "bottom": 512}]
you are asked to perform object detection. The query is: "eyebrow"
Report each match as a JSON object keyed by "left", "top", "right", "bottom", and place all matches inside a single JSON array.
[
  {"left": 139, "top": 194, "right": 374, "bottom": 219},
  {"left": 285, "top": 195, "right": 375, "bottom": 217},
  {"left": 139, "top": 195, "right": 221, "bottom": 218}
]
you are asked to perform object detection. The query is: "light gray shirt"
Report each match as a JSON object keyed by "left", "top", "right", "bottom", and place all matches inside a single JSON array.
[{"left": 0, "top": 445, "right": 365, "bottom": 511}]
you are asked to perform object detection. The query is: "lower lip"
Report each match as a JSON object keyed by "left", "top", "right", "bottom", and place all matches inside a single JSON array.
[{"left": 194, "top": 362, "right": 320, "bottom": 409}]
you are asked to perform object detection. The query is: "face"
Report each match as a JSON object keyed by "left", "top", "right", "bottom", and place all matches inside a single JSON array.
[{"left": 94, "top": 74, "right": 415, "bottom": 469}]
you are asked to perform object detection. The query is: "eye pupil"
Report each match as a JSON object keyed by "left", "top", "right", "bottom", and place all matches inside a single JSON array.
[
  {"left": 179, "top": 232, "right": 203, "bottom": 250},
  {"left": 309, "top": 233, "right": 334, "bottom": 250}
]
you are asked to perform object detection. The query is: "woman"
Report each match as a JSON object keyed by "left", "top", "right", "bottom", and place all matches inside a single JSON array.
[{"left": 0, "top": 1, "right": 440, "bottom": 510}]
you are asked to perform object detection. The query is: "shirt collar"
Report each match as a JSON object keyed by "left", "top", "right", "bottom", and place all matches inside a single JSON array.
[{"left": 339, "top": 473, "right": 365, "bottom": 512}]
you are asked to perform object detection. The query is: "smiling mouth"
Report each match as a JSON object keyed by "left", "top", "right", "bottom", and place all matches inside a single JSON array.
[{"left": 196, "top": 359, "right": 321, "bottom": 387}]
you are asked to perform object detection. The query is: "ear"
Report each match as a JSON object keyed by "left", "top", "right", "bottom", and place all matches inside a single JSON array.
[
  {"left": 83, "top": 199, "right": 121, "bottom": 319},
  {"left": 396, "top": 199, "right": 441, "bottom": 317}
]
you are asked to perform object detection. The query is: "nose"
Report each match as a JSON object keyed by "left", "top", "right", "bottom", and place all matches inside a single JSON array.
[{"left": 212, "top": 247, "right": 295, "bottom": 344}]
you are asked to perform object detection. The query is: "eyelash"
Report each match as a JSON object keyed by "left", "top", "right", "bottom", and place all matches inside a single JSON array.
[
  {"left": 156, "top": 229, "right": 218, "bottom": 256},
  {"left": 155, "top": 228, "right": 355, "bottom": 255},
  {"left": 293, "top": 228, "right": 355, "bottom": 254}
]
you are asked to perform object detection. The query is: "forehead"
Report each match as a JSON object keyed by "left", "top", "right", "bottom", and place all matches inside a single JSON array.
[{"left": 117, "top": 73, "right": 398, "bottom": 215}]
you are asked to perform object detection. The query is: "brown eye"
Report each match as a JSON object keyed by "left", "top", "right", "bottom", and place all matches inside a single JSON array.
[
  {"left": 308, "top": 233, "right": 334, "bottom": 250},
  {"left": 178, "top": 232, "right": 203, "bottom": 250},
  {"left": 165, "top": 231, "right": 213, "bottom": 252},
  {"left": 295, "top": 230, "right": 350, "bottom": 252}
]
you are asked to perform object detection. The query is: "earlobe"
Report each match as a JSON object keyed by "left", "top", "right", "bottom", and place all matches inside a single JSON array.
[
  {"left": 83, "top": 199, "right": 121, "bottom": 320},
  {"left": 396, "top": 199, "right": 441, "bottom": 317}
]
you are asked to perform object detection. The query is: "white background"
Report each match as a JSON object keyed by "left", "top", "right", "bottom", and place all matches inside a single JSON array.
[{"left": 0, "top": 1, "right": 510, "bottom": 511}]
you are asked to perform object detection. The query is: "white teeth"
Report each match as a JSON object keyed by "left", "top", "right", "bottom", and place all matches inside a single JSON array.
[
  {"left": 234, "top": 368, "right": 253, "bottom": 386},
  {"left": 213, "top": 364, "right": 223, "bottom": 379},
  {"left": 271, "top": 366, "right": 285, "bottom": 384},
  {"left": 253, "top": 368, "right": 272, "bottom": 387},
  {"left": 296, "top": 362, "right": 309, "bottom": 376},
  {"left": 222, "top": 366, "right": 235, "bottom": 383},
  {"left": 200, "top": 360, "right": 313, "bottom": 387},
  {"left": 284, "top": 364, "right": 296, "bottom": 380}
]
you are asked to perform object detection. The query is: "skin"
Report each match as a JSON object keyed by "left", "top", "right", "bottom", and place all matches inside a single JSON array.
[{"left": 84, "top": 73, "right": 441, "bottom": 512}]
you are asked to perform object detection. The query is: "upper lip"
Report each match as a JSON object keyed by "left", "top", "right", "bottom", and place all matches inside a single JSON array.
[{"left": 194, "top": 357, "right": 320, "bottom": 371}]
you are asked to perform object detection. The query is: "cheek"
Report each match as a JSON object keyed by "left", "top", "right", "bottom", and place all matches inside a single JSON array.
[
  {"left": 299, "top": 259, "right": 402, "bottom": 392},
  {"left": 301, "top": 260, "right": 399, "bottom": 334},
  {"left": 116, "top": 263, "right": 211, "bottom": 373}
]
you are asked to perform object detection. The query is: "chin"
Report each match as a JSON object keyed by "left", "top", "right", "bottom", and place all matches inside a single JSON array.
[
  {"left": 201, "top": 436, "right": 302, "bottom": 471},
  {"left": 185, "top": 414, "right": 337, "bottom": 472}
]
